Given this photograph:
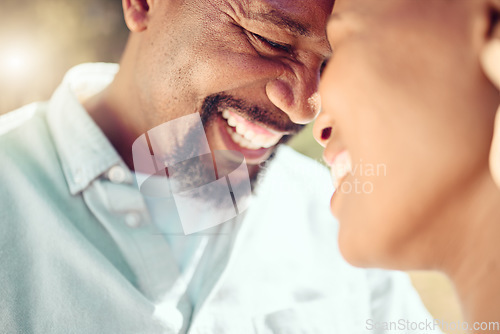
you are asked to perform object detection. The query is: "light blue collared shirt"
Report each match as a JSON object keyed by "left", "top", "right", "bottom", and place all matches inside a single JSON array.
[{"left": 0, "top": 63, "right": 440, "bottom": 334}]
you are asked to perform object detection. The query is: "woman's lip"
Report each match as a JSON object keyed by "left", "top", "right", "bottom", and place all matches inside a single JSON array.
[
  {"left": 216, "top": 115, "right": 273, "bottom": 164},
  {"left": 327, "top": 150, "right": 352, "bottom": 189},
  {"left": 323, "top": 149, "right": 347, "bottom": 167}
]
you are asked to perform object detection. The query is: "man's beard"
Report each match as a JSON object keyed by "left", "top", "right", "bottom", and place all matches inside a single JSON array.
[
  {"left": 174, "top": 93, "right": 303, "bottom": 192},
  {"left": 141, "top": 93, "right": 304, "bottom": 211}
]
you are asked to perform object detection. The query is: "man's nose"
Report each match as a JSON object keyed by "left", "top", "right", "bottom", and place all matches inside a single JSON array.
[{"left": 265, "top": 59, "right": 323, "bottom": 125}]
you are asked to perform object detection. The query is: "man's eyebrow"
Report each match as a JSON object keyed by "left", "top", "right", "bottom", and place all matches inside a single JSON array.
[{"left": 248, "top": 9, "right": 311, "bottom": 37}]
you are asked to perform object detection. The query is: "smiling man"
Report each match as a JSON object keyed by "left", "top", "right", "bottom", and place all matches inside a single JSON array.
[
  {"left": 0, "top": 0, "right": 437, "bottom": 333},
  {"left": 87, "top": 0, "right": 329, "bottom": 173}
]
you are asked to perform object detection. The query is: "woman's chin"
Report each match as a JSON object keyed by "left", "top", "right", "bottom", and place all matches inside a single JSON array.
[
  {"left": 337, "top": 223, "right": 413, "bottom": 270},
  {"left": 331, "top": 189, "right": 419, "bottom": 270}
]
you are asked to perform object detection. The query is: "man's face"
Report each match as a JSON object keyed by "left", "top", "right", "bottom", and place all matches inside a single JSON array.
[
  {"left": 314, "top": 0, "right": 500, "bottom": 268},
  {"left": 130, "top": 0, "right": 332, "bottom": 173}
]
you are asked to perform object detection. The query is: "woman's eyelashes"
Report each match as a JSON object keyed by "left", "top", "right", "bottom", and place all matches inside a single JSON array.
[
  {"left": 320, "top": 58, "right": 329, "bottom": 77},
  {"left": 250, "top": 32, "right": 292, "bottom": 54}
]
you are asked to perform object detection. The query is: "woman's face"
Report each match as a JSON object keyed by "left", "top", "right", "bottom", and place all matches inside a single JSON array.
[{"left": 314, "top": 0, "right": 500, "bottom": 268}]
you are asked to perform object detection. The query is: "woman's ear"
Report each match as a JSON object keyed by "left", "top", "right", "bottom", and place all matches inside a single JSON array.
[
  {"left": 481, "top": 1, "right": 500, "bottom": 188},
  {"left": 122, "top": 0, "right": 152, "bottom": 32}
]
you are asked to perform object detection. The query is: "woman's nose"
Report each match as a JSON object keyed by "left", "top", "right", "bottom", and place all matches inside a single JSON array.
[{"left": 313, "top": 110, "right": 335, "bottom": 148}]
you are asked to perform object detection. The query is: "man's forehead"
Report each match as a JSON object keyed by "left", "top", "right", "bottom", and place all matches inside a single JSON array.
[
  {"left": 230, "top": 0, "right": 333, "bottom": 38},
  {"left": 247, "top": 9, "right": 311, "bottom": 37}
]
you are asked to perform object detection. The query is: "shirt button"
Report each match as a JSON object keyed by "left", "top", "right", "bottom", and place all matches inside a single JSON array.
[
  {"left": 108, "top": 165, "right": 126, "bottom": 184},
  {"left": 125, "top": 212, "right": 142, "bottom": 228}
]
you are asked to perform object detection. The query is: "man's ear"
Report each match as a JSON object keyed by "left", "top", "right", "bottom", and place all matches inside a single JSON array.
[
  {"left": 480, "top": 1, "right": 500, "bottom": 188},
  {"left": 122, "top": 0, "right": 152, "bottom": 32}
]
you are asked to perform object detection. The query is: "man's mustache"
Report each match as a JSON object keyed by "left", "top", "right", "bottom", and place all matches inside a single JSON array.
[{"left": 201, "top": 93, "right": 304, "bottom": 134}]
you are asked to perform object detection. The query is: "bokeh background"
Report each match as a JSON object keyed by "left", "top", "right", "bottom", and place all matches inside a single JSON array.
[
  {"left": 0, "top": 0, "right": 127, "bottom": 114},
  {"left": 0, "top": 0, "right": 463, "bottom": 331}
]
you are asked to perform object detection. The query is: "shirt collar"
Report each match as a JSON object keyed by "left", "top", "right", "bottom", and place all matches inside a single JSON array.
[{"left": 46, "top": 63, "right": 132, "bottom": 195}]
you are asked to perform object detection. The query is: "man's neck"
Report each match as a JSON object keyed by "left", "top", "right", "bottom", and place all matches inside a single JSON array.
[
  {"left": 83, "top": 37, "right": 150, "bottom": 170},
  {"left": 83, "top": 83, "right": 140, "bottom": 170}
]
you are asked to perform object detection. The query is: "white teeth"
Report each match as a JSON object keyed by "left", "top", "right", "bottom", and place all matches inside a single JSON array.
[
  {"left": 226, "top": 127, "right": 260, "bottom": 150},
  {"left": 221, "top": 109, "right": 282, "bottom": 150},
  {"left": 330, "top": 151, "right": 352, "bottom": 189},
  {"left": 254, "top": 134, "right": 269, "bottom": 147},
  {"left": 236, "top": 123, "right": 246, "bottom": 135},
  {"left": 227, "top": 116, "right": 237, "bottom": 127},
  {"left": 242, "top": 131, "right": 256, "bottom": 141}
]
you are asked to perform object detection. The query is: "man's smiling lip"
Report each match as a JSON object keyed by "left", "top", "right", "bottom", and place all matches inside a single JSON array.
[
  {"left": 216, "top": 114, "right": 280, "bottom": 164},
  {"left": 225, "top": 110, "right": 291, "bottom": 137}
]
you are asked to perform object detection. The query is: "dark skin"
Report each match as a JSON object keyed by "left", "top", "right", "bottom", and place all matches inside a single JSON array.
[{"left": 85, "top": 0, "right": 333, "bottom": 175}]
